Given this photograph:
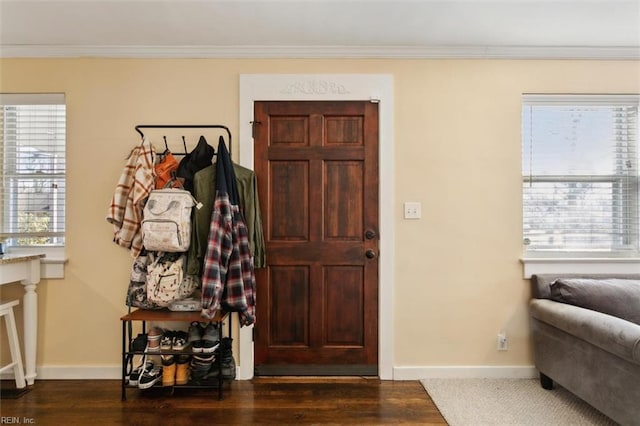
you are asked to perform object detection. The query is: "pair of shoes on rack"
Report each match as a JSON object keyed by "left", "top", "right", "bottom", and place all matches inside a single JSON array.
[
  {"left": 160, "top": 330, "right": 189, "bottom": 352},
  {"left": 162, "top": 354, "right": 191, "bottom": 386},
  {"left": 128, "top": 341, "right": 161, "bottom": 388},
  {"left": 187, "top": 321, "right": 219, "bottom": 353}
]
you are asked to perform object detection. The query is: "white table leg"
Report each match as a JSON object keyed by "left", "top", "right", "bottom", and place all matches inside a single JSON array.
[
  {"left": 21, "top": 283, "right": 37, "bottom": 385},
  {"left": 21, "top": 259, "right": 40, "bottom": 385}
]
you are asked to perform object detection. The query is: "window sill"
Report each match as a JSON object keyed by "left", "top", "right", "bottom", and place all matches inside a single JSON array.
[
  {"left": 5, "top": 247, "right": 67, "bottom": 279},
  {"left": 520, "top": 257, "right": 640, "bottom": 279}
]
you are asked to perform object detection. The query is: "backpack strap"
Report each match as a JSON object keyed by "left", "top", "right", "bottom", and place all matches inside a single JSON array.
[{"left": 162, "top": 170, "right": 186, "bottom": 190}]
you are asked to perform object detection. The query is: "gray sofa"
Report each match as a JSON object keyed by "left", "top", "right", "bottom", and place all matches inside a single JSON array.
[{"left": 529, "top": 274, "right": 640, "bottom": 426}]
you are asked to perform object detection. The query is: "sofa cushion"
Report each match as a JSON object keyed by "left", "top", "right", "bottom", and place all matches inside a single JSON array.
[{"left": 549, "top": 278, "right": 640, "bottom": 325}]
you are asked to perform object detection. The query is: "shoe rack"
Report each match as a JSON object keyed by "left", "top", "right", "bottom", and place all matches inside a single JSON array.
[{"left": 120, "top": 309, "right": 230, "bottom": 401}]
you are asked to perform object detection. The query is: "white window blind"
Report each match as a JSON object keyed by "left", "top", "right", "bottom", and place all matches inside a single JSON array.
[
  {"left": 522, "top": 95, "right": 639, "bottom": 256},
  {"left": 1, "top": 94, "right": 66, "bottom": 247}
]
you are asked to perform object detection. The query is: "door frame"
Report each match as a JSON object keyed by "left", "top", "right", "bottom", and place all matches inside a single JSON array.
[{"left": 238, "top": 74, "right": 394, "bottom": 380}]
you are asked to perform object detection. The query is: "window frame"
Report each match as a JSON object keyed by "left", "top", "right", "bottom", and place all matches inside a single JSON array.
[
  {"left": 1, "top": 93, "right": 66, "bottom": 261},
  {"left": 520, "top": 94, "right": 640, "bottom": 277}
]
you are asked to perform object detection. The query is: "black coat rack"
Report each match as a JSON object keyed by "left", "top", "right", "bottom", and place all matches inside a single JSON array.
[{"left": 135, "top": 124, "right": 232, "bottom": 158}]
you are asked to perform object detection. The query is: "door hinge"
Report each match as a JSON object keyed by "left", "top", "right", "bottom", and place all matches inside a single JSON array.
[{"left": 251, "top": 121, "right": 262, "bottom": 139}]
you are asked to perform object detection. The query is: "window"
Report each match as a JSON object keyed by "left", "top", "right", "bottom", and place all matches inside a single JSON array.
[
  {"left": 1, "top": 94, "right": 66, "bottom": 249},
  {"left": 522, "top": 94, "right": 639, "bottom": 257}
]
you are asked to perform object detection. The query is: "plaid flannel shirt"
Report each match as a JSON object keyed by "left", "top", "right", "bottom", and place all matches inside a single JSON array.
[
  {"left": 201, "top": 192, "right": 256, "bottom": 325},
  {"left": 106, "top": 138, "right": 155, "bottom": 258}
]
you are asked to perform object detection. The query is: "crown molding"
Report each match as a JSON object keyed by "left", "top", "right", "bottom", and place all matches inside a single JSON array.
[{"left": 0, "top": 44, "right": 638, "bottom": 60}]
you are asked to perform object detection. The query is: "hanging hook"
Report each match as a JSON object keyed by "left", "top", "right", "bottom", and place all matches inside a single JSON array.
[
  {"left": 182, "top": 136, "right": 188, "bottom": 154},
  {"left": 162, "top": 136, "right": 169, "bottom": 152},
  {"left": 133, "top": 125, "right": 232, "bottom": 158}
]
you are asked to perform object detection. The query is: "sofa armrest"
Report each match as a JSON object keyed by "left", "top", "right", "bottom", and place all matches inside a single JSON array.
[{"left": 530, "top": 299, "right": 640, "bottom": 365}]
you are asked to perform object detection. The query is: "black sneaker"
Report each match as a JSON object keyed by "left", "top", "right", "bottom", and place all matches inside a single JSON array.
[
  {"left": 188, "top": 322, "right": 204, "bottom": 352},
  {"left": 129, "top": 360, "right": 153, "bottom": 386},
  {"left": 160, "top": 331, "right": 174, "bottom": 351},
  {"left": 201, "top": 323, "right": 219, "bottom": 353},
  {"left": 172, "top": 331, "right": 189, "bottom": 351},
  {"left": 138, "top": 361, "right": 162, "bottom": 389}
]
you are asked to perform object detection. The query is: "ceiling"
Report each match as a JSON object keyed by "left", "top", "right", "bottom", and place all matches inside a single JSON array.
[{"left": 0, "top": 0, "right": 639, "bottom": 59}]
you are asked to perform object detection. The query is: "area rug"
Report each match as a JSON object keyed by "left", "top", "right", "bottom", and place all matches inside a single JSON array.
[{"left": 420, "top": 378, "right": 617, "bottom": 425}]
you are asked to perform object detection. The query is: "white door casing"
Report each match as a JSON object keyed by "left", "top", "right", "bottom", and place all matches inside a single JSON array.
[{"left": 238, "top": 74, "right": 394, "bottom": 380}]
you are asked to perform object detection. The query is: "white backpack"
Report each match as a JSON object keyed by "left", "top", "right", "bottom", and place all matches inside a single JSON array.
[{"left": 142, "top": 189, "right": 198, "bottom": 252}]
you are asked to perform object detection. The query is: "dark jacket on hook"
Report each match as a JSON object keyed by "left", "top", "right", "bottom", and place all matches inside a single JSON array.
[{"left": 176, "top": 135, "right": 215, "bottom": 192}]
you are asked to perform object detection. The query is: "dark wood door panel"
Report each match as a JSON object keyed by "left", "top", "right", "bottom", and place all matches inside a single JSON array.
[
  {"left": 324, "top": 160, "right": 364, "bottom": 240},
  {"left": 268, "top": 266, "right": 310, "bottom": 347},
  {"left": 269, "top": 116, "right": 309, "bottom": 146},
  {"left": 324, "top": 266, "right": 365, "bottom": 346},
  {"left": 269, "top": 160, "right": 309, "bottom": 241}
]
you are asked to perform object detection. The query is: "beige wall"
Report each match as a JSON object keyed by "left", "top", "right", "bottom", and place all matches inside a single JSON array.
[{"left": 1, "top": 58, "right": 638, "bottom": 373}]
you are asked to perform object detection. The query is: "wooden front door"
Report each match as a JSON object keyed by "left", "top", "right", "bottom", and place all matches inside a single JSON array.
[{"left": 253, "top": 101, "right": 379, "bottom": 376}]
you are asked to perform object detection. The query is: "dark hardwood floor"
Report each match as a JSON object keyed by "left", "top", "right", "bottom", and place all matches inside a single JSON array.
[{"left": 1, "top": 378, "right": 447, "bottom": 425}]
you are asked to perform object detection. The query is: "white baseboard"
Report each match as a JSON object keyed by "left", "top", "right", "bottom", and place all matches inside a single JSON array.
[
  {"left": 1, "top": 365, "right": 121, "bottom": 380},
  {"left": 4, "top": 365, "right": 536, "bottom": 381},
  {"left": 393, "top": 365, "right": 537, "bottom": 380},
  {"left": 38, "top": 365, "right": 123, "bottom": 380}
]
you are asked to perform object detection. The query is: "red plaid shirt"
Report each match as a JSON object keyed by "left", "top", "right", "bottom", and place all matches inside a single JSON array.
[{"left": 201, "top": 192, "right": 256, "bottom": 325}]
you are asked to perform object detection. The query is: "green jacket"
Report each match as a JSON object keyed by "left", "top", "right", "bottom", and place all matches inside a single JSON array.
[{"left": 187, "top": 163, "right": 265, "bottom": 275}]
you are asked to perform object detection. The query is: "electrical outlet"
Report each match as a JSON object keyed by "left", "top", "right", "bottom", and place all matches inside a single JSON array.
[
  {"left": 404, "top": 202, "right": 421, "bottom": 219},
  {"left": 497, "top": 332, "right": 508, "bottom": 351}
]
